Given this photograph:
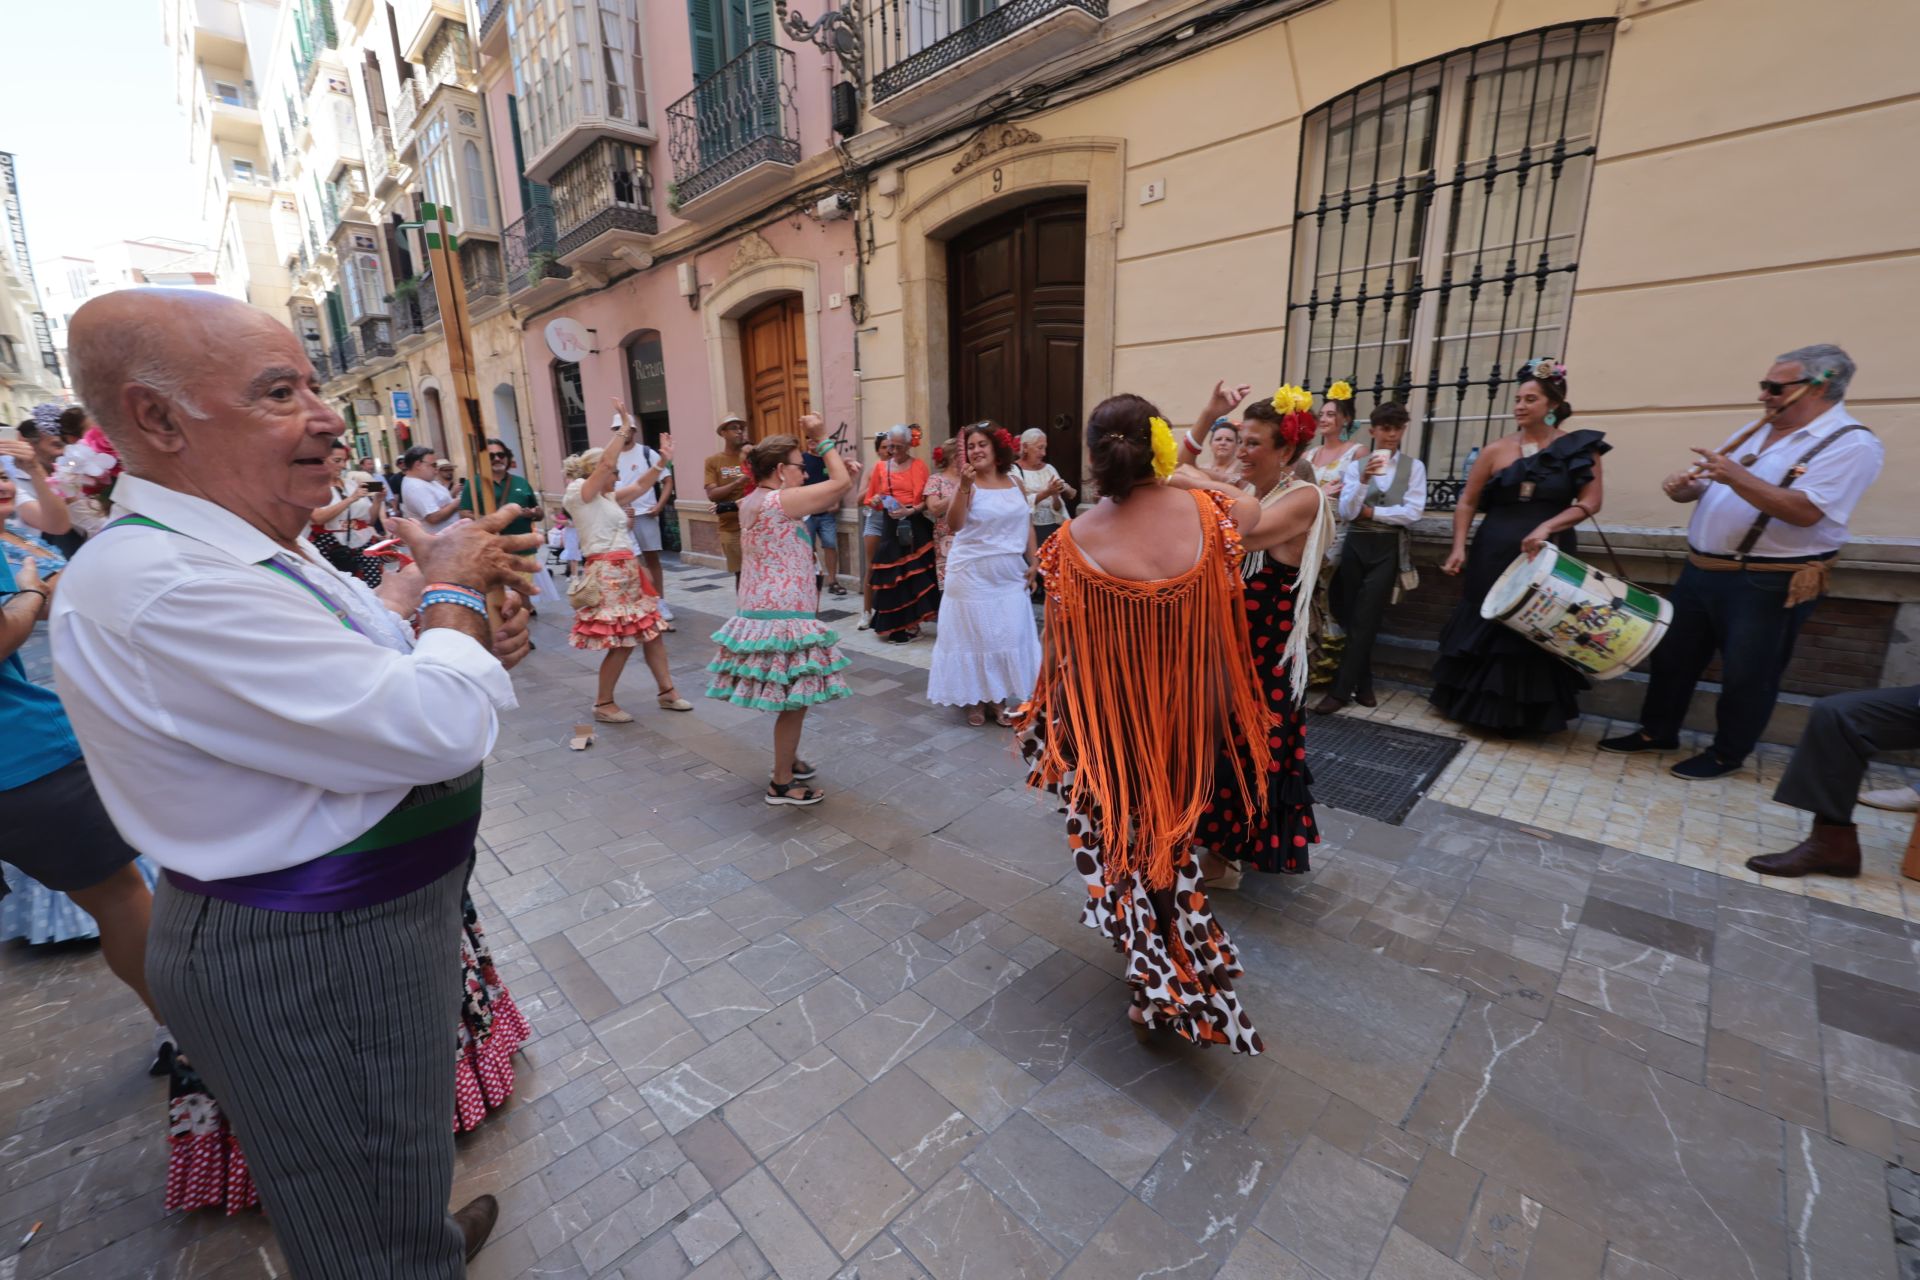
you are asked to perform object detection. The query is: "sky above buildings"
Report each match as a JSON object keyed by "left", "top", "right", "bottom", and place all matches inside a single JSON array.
[{"left": 2, "top": 0, "right": 203, "bottom": 268}]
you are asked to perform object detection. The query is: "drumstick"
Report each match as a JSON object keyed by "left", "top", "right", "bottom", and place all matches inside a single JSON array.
[{"left": 1686, "top": 369, "right": 1833, "bottom": 475}]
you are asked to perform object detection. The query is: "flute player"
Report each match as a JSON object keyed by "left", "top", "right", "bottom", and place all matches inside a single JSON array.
[{"left": 1600, "top": 344, "right": 1883, "bottom": 781}]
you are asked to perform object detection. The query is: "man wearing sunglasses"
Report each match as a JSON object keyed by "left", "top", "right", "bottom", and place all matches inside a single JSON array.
[{"left": 1601, "top": 343, "right": 1883, "bottom": 789}]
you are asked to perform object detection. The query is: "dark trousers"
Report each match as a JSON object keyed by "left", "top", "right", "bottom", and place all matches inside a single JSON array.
[
  {"left": 1774, "top": 685, "right": 1920, "bottom": 824},
  {"left": 1638, "top": 561, "right": 1819, "bottom": 762},
  {"left": 148, "top": 862, "right": 470, "bottom": 1279},
  {"left": 1329, "top": 529, "right": 1399, "bottom": 701}
]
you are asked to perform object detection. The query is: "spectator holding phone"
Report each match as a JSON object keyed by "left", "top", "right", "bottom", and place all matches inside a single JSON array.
[{"left": 310, "top": 442, "right": 386, "bottom": 586}]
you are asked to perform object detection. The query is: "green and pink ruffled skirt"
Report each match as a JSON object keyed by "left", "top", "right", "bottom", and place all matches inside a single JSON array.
[{"left": 706, "top": 610, "right": 852, "bottom": 712}]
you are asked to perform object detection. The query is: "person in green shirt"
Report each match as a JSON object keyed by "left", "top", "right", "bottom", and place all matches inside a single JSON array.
[{"left": 460, "top": 439, "right": 550, "bottom": 615}]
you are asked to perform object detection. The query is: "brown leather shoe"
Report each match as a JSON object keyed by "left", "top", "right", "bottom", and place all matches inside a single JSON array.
[
  {"left": 1745, "top": 822, "right": 1862, "bottom": 879},
  {"left": 1310, "top": 694, "right": 1345, "bottom": 716},
  {"left": 1354, "top": 690, "right": 1378, "bottom": 708},
  {"left": 455, "top": 1194, "right": 499, "bottom": 1264}
]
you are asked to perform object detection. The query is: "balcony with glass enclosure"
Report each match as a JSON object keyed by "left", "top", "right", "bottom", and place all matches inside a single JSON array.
[
  {"left": 508, "top": 0, "right": 652, "bottom": 184},
  {"left": 865, "top": 0, "right": 1105, "bottom": 125},
  {"left": 666, "top": 42, "right": 798, "bottom": 217},
  {"left": 395, "top": 0, "right": 468, "bottom": 62},
  {"left": 552, "top": 139, "right": 656, "bottom": 268}
]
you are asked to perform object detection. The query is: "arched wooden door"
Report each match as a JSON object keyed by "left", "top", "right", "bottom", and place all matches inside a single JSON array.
[
  {"left": 740, "top": 295, "right": 810, "bottom": 441},
  {"left": 948, "top": 197, "right": 1087, "bottom": 493}
]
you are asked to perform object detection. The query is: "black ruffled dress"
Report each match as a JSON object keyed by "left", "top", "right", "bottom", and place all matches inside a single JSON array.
[{"left": 1428, "top": 429, "right": 1610, "bottom": 736}]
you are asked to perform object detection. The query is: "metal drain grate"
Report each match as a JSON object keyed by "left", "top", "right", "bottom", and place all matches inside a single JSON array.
[{"left": 1306, "top": 716, "right": 1464, "bottom": 825}]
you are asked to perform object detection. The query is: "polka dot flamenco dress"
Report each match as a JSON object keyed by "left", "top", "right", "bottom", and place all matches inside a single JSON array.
[
  {"left": 1017, "top": 489, "right": 1277, "bottom": 1054},
  {"left": 1197, "top": 557, "right": 1319, "bottom": 874}
]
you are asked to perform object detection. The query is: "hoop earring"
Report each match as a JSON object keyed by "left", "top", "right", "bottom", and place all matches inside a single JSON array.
[{"left": 1544, "top": 411, "right": 1558, "bottom": 428}]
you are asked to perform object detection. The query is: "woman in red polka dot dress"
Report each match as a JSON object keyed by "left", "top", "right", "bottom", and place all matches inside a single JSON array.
[{"left": 1179, "top": 391, "right": 1332, "bottom": 885}]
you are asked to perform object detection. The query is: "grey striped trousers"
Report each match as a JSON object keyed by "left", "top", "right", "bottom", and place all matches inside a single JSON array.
[{"left": 148, "top": 861, "right": 470, "bottom": 1279}]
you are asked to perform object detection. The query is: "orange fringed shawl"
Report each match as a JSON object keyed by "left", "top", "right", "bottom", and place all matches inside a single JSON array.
[{"left": 1022, "top": 488, "right": 1276, "bottom": 892}]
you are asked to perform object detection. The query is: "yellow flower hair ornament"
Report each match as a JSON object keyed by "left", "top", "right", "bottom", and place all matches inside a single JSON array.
[
  {"left": 1149, "top": 416, "right": 1179, "bottom": 478},
  {"left": 1327, "top": 380, "right": 1354, "bottom": 402},
  {"left": 1271, "top": 384, "right": 1313, "bottom": 416}
]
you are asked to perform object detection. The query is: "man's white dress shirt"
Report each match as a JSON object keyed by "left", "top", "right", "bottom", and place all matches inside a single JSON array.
[
  {"left": 1336, "top": 453, "right": 1428, "bottom": 526},
  {"left": 1688, "top": 401, "right": 1883, "bottom": 557},
  {"left": 50, "top": 475, "right": 515, "bottom": 880}
]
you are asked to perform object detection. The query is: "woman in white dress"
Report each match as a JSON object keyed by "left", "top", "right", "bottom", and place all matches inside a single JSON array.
[
  {"left": 927, "top": 424, "right": 1042, "bottom": 727},
  {"left": 397, "top": 445, "right": 461, "bottom": 534},
  {"left": 1013, "top": 428, "right": 1076, "bottom": 546}
]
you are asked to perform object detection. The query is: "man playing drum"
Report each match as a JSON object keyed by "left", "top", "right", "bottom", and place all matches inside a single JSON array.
[{"left": 1600, "top": 344, "right": 1883, "bottom": 779}]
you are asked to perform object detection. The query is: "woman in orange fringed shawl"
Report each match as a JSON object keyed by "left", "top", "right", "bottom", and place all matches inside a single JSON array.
[{"left": 1016, "top": 392, "right": 1273, "bottom": 1052}]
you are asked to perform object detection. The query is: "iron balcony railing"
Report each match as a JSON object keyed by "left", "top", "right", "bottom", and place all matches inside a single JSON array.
[
  {"left": 391, "top": 80, "right": 424, "bottom": 153},
  {"left": 867, "top": 0, "right": 1106, "bottom": 102},
  {"left": 504, "top": 206, "right": 570, "bottom": 294},
  {"left": 553, "top": 139, "right": 657, "bottom": 256},
  {"left": 320, "top": 185, "right": 342, "bottom": 234},
  {"left": 358, "top": 318, "right": 395, "bottom": 359},
  {"left": 477, "top": 0, "right": 505, "bottom": 42},
  {"left": 666, "top": 42, "right": 800, "bottom": 207},
  {"left": 390, "top": 292, "right": 425, "bottom": 341},
  {"left": 367, "top": 125, "right": 396, "bottom": 187},
  {"left": 425, "top": 24, "right": 474, "bottom": 92},
  {"left": 331, "top": 168, "right": 367, "bottom": 217},
  {"left": 418, "top": 274, "right": 441, "bottom": 329},
  {"left": 208, "top": 84, "right": 259, "bottom": 110}
]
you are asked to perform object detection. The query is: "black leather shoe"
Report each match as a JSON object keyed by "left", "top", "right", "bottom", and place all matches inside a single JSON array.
[
  {"left": 1310, "top": 694, "right": 1345, "bottom": 716},
  {"left": 455, "top": 1194, "right": 499, "bottom": 1263},
  {"left": 1597, "top": 730, "right": 1678, "bottom": 754},
  {"left": 1670, "top": 751, "right": 1741, "bottom": 781}
]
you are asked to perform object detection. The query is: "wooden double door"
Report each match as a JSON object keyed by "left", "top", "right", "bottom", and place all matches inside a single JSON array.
[
  {"left": 740, "top": 294, "right": 810, "bottom": 441},
  {"left": 948, "top": 198, "right": 1087, "bottom": 494}
]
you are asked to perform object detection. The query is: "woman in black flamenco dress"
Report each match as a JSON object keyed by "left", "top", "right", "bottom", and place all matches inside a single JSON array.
[
  {"left": 1185, "top": 398, "right": 1332, "bottom": 883},
  {"left": 1430, "top": 363, "right": 1608, "bottom": 736}
]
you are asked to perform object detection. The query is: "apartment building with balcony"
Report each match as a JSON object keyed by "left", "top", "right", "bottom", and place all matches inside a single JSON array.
[
  {"left": 834, "top": 0, "right": 1920, "bottom": 738},
  {"left": 0, "top": 154, "right": 65, "bottom": 422},
  {"left": 165, "top": 0, "right": 293, "bottom": 316},
  {"left": 482, "top": 0, "right": 861, "bottom": 562}
]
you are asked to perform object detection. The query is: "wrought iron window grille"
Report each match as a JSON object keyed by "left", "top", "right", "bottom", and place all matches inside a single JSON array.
[{"left": 1284, "top": 21, "right": 1612, "bottom": 511}]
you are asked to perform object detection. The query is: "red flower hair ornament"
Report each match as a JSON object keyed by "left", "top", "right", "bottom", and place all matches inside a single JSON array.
[
  {"left": 992, "top": 427, "right": 1017, "bottom": 456},
  {"left": 1280, "top": 411, "right": 1317, "bottom": 450}
]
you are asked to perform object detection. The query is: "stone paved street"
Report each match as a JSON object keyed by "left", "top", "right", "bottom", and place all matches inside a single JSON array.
[{"left": 4, "top": 564, "right": 1919, "bottom": 1279}]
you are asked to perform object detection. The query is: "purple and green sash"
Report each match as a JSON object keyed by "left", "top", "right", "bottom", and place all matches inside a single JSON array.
[
  {"left": 108, "top": 513, "right": 484, "bottom": 911},
  {"left": 162, "top": 767, "right": 483, "bottom": 911}
]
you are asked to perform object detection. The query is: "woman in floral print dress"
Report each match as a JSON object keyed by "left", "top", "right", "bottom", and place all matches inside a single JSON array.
[{"left": 707, "top": 420, "right": 861, "bottom": 806}]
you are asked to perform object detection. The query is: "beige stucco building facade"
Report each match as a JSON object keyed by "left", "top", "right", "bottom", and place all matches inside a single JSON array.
[
  {"left": 856, "top": 0, "right": 1914, "bottom": 534},
  {"left": 843, "top": 0, "right": 1917, "bottom": 722}
]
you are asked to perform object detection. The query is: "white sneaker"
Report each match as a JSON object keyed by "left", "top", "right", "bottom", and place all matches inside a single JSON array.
[
  {"left": 658, "top": 600, "right": 675, "bottom": 622},
  {"left": 1860, "top": 785, "right": 1920, "bottom": 813}
]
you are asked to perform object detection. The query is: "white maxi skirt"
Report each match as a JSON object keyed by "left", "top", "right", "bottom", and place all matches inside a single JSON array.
[{"left": 926, "top": 549, "right": 1041, "bottom": 707}]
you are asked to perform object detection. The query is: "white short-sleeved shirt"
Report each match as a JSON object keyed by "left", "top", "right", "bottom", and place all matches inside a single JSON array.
[
  {"left": 616, "top": 436, "right": 665, "bottom": 517},
  {"left": 1688, "top": 402, "right": 1883, "bottom": 556},
  {"left": 401, "top": 474, "right": 458, "bottom": 533}
]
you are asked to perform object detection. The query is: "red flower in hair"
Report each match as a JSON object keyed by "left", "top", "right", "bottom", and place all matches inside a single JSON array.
[
  {"left": 992, "top": 428, "right": 1016, "bottom": 456},
  {"left": 910, "top": 425, "right": 924, "bottom": 448},
  {"left": 1280, "top": 411, "right": 1317, "bottom": 449},
  {"left": 932, "top": 445, "right": 946, "bottom": 467}
]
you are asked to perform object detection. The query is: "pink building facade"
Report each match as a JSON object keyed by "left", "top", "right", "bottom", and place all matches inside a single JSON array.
[{"left": 477, "top": 0, "right": 863, "bottom": 568}]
